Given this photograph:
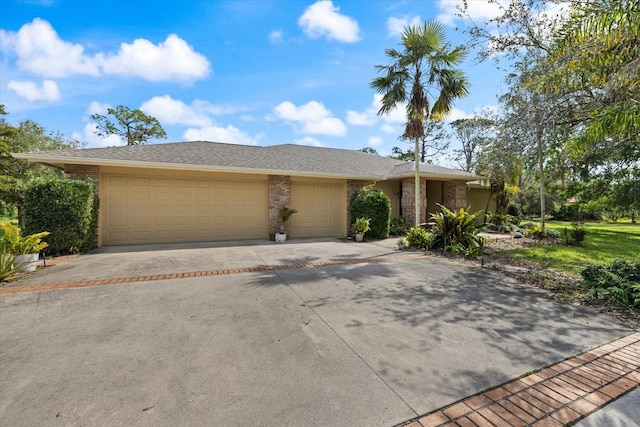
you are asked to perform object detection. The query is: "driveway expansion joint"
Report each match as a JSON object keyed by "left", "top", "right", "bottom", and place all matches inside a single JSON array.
[
  {"left": 396, "top": 332, "right": 640, "bottom": 427},
  {"left": 0, "top": 252, "right": 423, "bottom": 295}
]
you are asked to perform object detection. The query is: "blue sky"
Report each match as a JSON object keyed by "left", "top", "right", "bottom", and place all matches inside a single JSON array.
[{"left": 1, "top": 0, "right": 511, "bottom": 163}]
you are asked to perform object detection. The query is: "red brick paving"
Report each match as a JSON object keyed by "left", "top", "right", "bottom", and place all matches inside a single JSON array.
[{"left": 406, "top": 332, "right": 640, "bottom": 427}]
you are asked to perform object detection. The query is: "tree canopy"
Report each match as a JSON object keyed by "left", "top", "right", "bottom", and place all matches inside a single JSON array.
[
  {"left": 1, "top": 106, "right": 80, "bottom": 225},
  {"left": 90, "top": 105, "right": 167, "bottom": 146}
]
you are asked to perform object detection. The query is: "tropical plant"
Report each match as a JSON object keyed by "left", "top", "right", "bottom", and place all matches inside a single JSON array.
[
  {"left": 581, "top": 260, "right": 640, "bottom": 309},
  {"left": 406, "top": 227, "right": 429, "bottom": 249},
  {"left": 0, "top": 242, "right": 18, "bottom": 282},
  {"left": 430, "top": 204, "right": 486, "bottom": 256},
  {"left": 371, "top": 20, "right": 469, "bottom": 226},
  {"left": 277, "top": 206, "right": 297, "bottom": 233},
  {"left": 389, "top": 217, "right": 411, "bottom": 236},
  {"left": 351, "top": 217, "right": 371, "bottom": 235},
  {"left": 0, "top": 223, "right": 49, "bottom": 255}
]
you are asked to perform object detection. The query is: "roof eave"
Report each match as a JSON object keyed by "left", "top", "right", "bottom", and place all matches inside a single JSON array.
[
  {"left": 393, "top": 172, "right": 486, "bottom": 182},
  {"left": 11, "top": 153, "right": 386, "bottom": 181}
]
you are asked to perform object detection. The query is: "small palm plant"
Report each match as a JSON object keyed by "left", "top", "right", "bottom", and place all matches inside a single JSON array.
[{"left": 278, "top": 206, "right": 298, "bottom": 234}]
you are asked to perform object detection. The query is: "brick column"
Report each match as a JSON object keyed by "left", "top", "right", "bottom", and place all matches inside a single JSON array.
[
  {"left": 63, "top": 164, "right": 99, "bottom": 183},
  {"left": 346, "top": 180, "right": 367, "bottom": 234},
  {"left": 401, "top": 177, "right": 427, "bottom": 225},
  {"left": 268, "top": 175, "right": 291, "bottom": 234},
  {"left": 443, "top": 181, "right": 468, "bottom": 211}
]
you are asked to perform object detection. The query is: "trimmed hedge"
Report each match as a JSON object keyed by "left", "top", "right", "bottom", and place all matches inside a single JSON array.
[
  {"left": 23, "top": 178, "right": 99, "bottom": 255},
  {"left": 350, "top": 187, "right": 391, "bottom": 239}
]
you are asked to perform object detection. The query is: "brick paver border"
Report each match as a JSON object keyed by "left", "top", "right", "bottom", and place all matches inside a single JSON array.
[
  {"left": 0, "top": 252, "right": 422, "bottom": 295},
  {"left": 400, "top": 332, "right": 640, "bottom": 427}
]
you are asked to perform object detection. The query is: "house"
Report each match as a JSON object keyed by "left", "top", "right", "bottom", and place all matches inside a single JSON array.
[{"left": 13, "top": 141, "right": 493, "bottom": 246}]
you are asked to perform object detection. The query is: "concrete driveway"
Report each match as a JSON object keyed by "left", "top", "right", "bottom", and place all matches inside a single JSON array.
[{"left": 0, "top": 239, "right": 633, "bottom": 426}]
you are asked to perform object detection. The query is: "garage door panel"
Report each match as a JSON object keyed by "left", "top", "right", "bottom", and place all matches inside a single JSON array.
[
  {"left": 289, "top": 181, "right": 344, "bottom": 238},
  {"left": 101, "top": 172, "right": 267, "bottom": 245}
]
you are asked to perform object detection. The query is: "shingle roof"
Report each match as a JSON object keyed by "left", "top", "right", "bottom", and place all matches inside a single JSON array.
[{"left": 13, "top": 140, "right": 483, "bottom": 181}]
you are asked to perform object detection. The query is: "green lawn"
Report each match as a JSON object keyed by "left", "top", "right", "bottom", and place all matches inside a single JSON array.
[{"left": 503, "top": 221, "right": 640, "bottom": 275}]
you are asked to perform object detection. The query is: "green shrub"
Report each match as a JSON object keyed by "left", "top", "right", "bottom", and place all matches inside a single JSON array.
[
  {"left": 406, "top": 227, "right": 429, "bottom": 249},
  {"left": 524, "top": 225, "right": 559, "bottom": 239},
  {"left": 581, "top": 260, "right": 640, "bottom": 309},
  {"left": 506, "top": 202, "right": 521, "bottom": 217},
  {"left": 23, "top": 178, "right": 99, "bottom": 256},
  {"left": 389, "top": 217, "right": 411, "bottom": 236},
  {"left": 552, "top": 204, "right": 601, "bottom": 221},
  {"left": 563, "top": 220, "right": 587, "bottom": 246},
  {"left": 350, "top": 187, "right": 391, "bottom": 239}
]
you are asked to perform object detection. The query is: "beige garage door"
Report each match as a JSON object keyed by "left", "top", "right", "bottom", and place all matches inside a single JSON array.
[
  {"left": 100, "top": 169, "right": 268, "bottom": 245},
  {"left": 289, "top": 180, "right": 345, "bottom": 238}
]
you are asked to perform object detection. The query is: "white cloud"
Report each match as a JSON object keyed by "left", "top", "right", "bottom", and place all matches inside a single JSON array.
[
  {"left": 346, "top": 110, "right": 374, "bottom": 126},
  {"left": 0, "top": 18, "right": 210, "bottom": 83},
  {"left": 380, "top": 124, "right": 397, "bottom": 134},
  {"left": 444, "top": 107, "right": 472, "bottom": 122},
  {"left": 183, "top": 125, "right": 258, "bottom": 145},
  {"left": 269, "top": 30, "right": 283, "bottom": 43},
  {"left": 81, "top": 123, "right": 124, "bottom": 148},
  {"left": 348, "top": 94, "right": 406, "bottom": 127},
  {"left": 387, "top": 15, "right": 421, "bottom": 37},
  {"left": 7, "top": 79, "right": 60, "bottom": 101},
  {"left": 436, "top": 0, "right": 503, "bottom": 26},
  {"left": 299, "top": 0, "right": 360, "bottom": 43},
  {"left": 0, "top": 18, "right": 99, "bottom": 78},
  {"left": 368, "top": 136, "right": 383, "bottom": 146},
  {"left": 273, "top": 100, "right": 346, "bottom": 136},
  {"left": 87, "top": 101, "right": 111, "bottom": 115},
  {"left": 99, "top": 34, "right": 210, "bottom": 82},
  {"left": 140, "top": 95, "right": 212, "bottom": 127},
  {"left": 294, "top": 136, "right": 325, "bottom": 147}
]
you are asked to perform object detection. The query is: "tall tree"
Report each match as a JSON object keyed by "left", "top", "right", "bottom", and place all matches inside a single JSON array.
[
  {"left": 396, "top": 119, "right": 450, "bottom": 163},
  {"left": 91, "top": 105, "right": 167, "bottom": 146},
  {"left": 371, "top": 21, "right": 469, "bottom": 226},
  {"left": 450, "top": 116, "right": 496, "bottom": 172}
]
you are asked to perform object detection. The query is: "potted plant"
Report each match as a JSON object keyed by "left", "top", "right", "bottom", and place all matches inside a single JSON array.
[
  {"left": 275, "top": 206, "right": 297, "bottom": 243},
  {"left": 0, "top": 223, "right": 49, "bottom": 273},
  {"left": 351, "top": 217, "right": 371, "bottom": 242}
]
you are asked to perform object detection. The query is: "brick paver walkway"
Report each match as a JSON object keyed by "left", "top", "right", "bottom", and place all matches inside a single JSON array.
[{"left": 400, "top": 332, "right": 640, "bottom": 427}]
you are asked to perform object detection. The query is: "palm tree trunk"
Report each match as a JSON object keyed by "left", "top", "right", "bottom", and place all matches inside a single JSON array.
[{"left": 415, "top": 135, "right": 420, "bottom": 226}]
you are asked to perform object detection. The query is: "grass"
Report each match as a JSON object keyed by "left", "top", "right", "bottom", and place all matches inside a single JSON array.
[{"left": 503, "top": 221, "right": 640, "bottom": 275}]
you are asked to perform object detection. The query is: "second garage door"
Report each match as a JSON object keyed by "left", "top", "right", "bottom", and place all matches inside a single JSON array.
[
  {"left": 100, "top": 168, "right": 268, "bottom": 245},
  {"left": 289, "top": 179, "right": 345, "bottom": 238}
]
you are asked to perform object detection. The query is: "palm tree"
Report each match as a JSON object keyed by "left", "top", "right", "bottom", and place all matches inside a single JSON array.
[{"left": 371, "top": 21, "right": 469, "bottom": 226}]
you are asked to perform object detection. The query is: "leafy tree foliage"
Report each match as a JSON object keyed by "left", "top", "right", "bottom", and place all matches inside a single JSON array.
[
  {"left": 0, "top": 107, "right": 79, "bottom": 225},
  {"left": 371, "top": 21, "right": 469, "bottom": 225},
  {"left": 396, "top": 119, "right": 450, "bottom": 163},
  {"left": 450, "top": 116, "right": 495, "bottom": 172},
  {"left": 91, "top": 105, "right": 167, "bottom": 145},
  {"left": 358, "top": 147, "right": 379, "bottom": 155}
]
